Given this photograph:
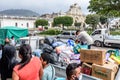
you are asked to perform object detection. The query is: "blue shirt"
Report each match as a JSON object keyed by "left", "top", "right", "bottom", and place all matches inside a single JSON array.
[{"left": 42, "top": 64, "right": 55, "bottom": 80}]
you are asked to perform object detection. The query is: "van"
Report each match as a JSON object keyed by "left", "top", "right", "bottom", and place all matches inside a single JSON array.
[{"left": 56, "top": 31, "right": 75, "bottom": 39}]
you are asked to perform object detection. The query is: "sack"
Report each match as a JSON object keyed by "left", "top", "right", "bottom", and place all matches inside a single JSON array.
[
  {"left": 40, "top": 43, "right": 53, "bottom": 53},
  {"left": 52, "top": 41, "right": 65, "bottom": 48},
  {"left": 73, "top": 44, "right": 81, "bottom": 54},
  {"left": 44, "top": 37, "right": 57, "bottom": 45},
  {"left": 49, "top": 52, "right": 58, "bottom": 64},
  {"left": 32, "top": 49, "right": 42, "bottom": 57},
  {"left": 67, "top": 39, "right": 75, "bottom": 47},
  {"left": 107, "top": 49, "right": 120, "bottom": 64}
]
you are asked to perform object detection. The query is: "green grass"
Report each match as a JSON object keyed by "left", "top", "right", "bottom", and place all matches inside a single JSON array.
[{"left": 110, "top": 31, "right": 120, "bottom": 35}]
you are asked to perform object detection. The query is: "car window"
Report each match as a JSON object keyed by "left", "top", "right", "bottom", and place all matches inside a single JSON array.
[
  {"left": 71, "top": 32, "right": 75, "bottom": 35},
  {"left": 92, "top": 30, "right": 101, "bottom": 35},
  {"left": 62, "top": 32, "right": 70, "bottom": 35}
]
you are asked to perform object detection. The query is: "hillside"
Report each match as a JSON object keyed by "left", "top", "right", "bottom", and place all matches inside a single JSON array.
[{"left": 0, "top": 9, "right": 40, "bottom": 17}]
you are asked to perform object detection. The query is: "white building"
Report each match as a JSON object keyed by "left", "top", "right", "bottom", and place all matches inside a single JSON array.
[{"left": 0, "top": 16, "right": 37, "bottom": 28}]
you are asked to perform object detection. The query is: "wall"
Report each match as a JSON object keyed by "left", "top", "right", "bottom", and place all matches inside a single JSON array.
[{"left": 0, "top": 18, "right": 36, "bottom": 28}]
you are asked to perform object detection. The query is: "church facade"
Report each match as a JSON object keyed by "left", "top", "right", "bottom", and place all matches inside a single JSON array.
[{"left": 66, "top": 3, "right": 85, "bottom": 24}]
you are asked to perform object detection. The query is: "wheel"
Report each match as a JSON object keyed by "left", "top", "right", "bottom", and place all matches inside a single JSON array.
[{"left": 94, "top": 41, "right": 102, "bottom": 47}]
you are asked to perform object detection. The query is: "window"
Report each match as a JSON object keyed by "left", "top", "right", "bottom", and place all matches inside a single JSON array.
[
  {"left": 15, "top": 23, "right": 18, "bottom": 27},
  {"left": 27, "top": 23, "right": 29, "bottom": 27},
  {"left": 0, "top": 21, "right": 1, "bottom": 28},
  {"left": 72, "top": 32, "right": 75, "bottom": 35},
  {"left": 92, "top": 30, "right": 101, "bottom": 35},
  {"left": 62, "top": 32, "right": 70, "bottom": 35}
]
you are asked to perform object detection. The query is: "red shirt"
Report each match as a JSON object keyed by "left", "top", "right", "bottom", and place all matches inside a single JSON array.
[{"left": 14, "top": 57, "right": 41, "bottom": 80}]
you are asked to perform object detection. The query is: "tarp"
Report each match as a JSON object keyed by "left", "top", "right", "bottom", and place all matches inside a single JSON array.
[{"left": 0, "top": 26, "right": 28, "bottom": 45}]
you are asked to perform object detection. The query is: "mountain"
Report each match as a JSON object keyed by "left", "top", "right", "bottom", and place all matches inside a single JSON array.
[{"left": 0, "top": 9, "right": 40, "bottom": 17}]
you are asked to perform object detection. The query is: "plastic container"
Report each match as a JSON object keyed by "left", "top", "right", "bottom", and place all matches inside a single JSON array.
[
  {"left": 52, "top": 64, "right": 66, "bottom": 78},
  {"left": 115, "top": 68, "right": 120, "bottom": 80},
  {"left": 55, "top": 77, "right": 66, "bottom": 80},
  {"left": 82, "top": 74, "right": 102, "bottom": 80}
]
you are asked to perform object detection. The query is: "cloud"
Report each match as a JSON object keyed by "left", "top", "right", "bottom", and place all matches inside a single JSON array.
[{"left": 0, "top": 0, "right": 90, "bottom": 15}]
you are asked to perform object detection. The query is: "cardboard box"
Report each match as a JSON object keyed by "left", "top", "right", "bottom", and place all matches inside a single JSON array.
[
  {"left": 81, "top": 62, "right": 92, "bottom": 75},
  {"left": 92, "top": 62, "right": 118, "bottom": 80},
  {"left": 80, "top": 49, "right": 106, "bottom": 65}
]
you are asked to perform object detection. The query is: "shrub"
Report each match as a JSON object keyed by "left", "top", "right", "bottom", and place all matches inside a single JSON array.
[
  {"left": 40, "top": 29, "right": 62, "bottom": 35},
  {"left": 44, "top": 26, "right": 48, "bottom": 29}
]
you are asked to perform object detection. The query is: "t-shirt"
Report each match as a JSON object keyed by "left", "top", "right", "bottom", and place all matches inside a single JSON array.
[
  {"left": 10, "top": 39, "right": 15, "bottom": 46},
  {"left": 42, "top": 64, "right": 55, "bottom": 80},
  {"left": 75, "top": 31, "right": 93, "bottom": 45},
  {"left": 13, "top": 57, "right": 41, "bottom": 80},
  {"left": 0, "top": 50, "right": 2, "bottom": 59}
]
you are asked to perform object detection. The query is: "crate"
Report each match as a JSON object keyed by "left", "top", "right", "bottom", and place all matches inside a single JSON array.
[
  {"left": 92, "top": 62, "right": 118, "bottom": 80},
  {"left": 80, "top": 49, "right": 106, "bottom": 65}
]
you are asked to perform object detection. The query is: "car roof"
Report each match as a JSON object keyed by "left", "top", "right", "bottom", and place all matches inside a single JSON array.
[{"left": 62, "top": 30, "right": 76, "bottom": 33}]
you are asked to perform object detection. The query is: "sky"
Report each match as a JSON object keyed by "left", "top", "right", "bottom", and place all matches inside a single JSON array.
[{"left": 0, "top": 0, "right": 90, "bottom": 15}]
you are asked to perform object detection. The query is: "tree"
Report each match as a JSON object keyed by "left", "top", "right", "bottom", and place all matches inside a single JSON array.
[
  {"left": 35, "top": 19, "right": 48, "bottom": 28},
  {"left": 88, "top": 0, "right": 120, "bottom": 17},
  {"left": 74, "top": 22, "right": 81, "bottom": 29},
  {"left": 100, "top": 16, "right": 108, "bottom": 25},
  {"left": 85, "top": 14, "right": 100, "bottom": 30},
  {"left": 53, "top": 16, "right": 73, "bottom": 29},
  {"left": 74, "top": 22, "right": 81, "bottom": 27}
]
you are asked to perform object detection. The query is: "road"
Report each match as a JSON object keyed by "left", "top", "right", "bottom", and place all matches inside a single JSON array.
[
  {"left": 91, "top": 46, "right": 115, "bottom": 50},
  {"left": 60, "top": 38, "right": 117, "bottom": 50}
]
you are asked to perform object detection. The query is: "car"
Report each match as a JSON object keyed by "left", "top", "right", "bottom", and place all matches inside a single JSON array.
[{"left": 56, "top": 31, "right": 76, "bottom": 39}]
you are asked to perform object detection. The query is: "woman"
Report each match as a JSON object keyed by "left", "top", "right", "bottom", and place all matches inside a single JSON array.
[
  {"left": 0, "top": 45, "right": 18, "bottom": 80},
  {"left": 12, "top": 44, "right": 43, "bottom": 80}
]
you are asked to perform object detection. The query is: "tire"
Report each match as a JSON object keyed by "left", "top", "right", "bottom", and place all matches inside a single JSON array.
[{"left": 94, "top": 41, "right": 102, "bottom": 47}]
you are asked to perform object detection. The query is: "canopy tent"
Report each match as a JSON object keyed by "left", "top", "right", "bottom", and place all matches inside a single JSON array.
[{"left": 0, "top": 26, "right": 28, "bottom": 45}]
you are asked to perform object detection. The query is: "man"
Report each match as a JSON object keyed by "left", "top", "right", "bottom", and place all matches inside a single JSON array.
[
  {"left": 40, "top": 53, "right": 55, "bottom": 80},
  {"left": 0, "top": 44, "right": 2, "bottom": 59},
  {"left": 66, "top": 63, "right": 82, "bottom": 80},
  {"left": 10, "top": 36, "right": 15, "bottom": 46},
  {"left": 75, "top": 30, "right": 93, "bottom": 49}
]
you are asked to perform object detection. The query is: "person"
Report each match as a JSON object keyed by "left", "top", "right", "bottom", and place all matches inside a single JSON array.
[
  {"left": 4, "top": 37, "right": 10, "bottom": 45},
  {"left": 0, "top": 45, "right": 18, "bottom": 80},
  {"left": 66, "top": 63, "right": 82, "bottom": 80},
  {"left": 75, "top": 30, "right": 93, "bottom": 49},
  {"left": 12, "top": 44, "right": 43, "bottom": 80},
  {"left": 40, "top": 53, "right": 55, "bottom": 80},
  {"left": 0, "top": 44, "right": 2, "bottom": 59},
  {"left": 10, "top": 36, "right": 15, "bottom": 46}
]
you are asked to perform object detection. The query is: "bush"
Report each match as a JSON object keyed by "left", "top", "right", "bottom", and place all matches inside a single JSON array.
[
  {"left": 44, "top": 26, "right": 48, "bottom": 29},
  {"left": 40, "top": 29, "right": 62, "bottom": 35}
]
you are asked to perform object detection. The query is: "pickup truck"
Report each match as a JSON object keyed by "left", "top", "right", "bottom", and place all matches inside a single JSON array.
[
  {"left": 16, "top": 36, "right": 44, "bottom": 51},
  {"left": 91, "top": 29, "right": 120, "bottom": 48}
]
